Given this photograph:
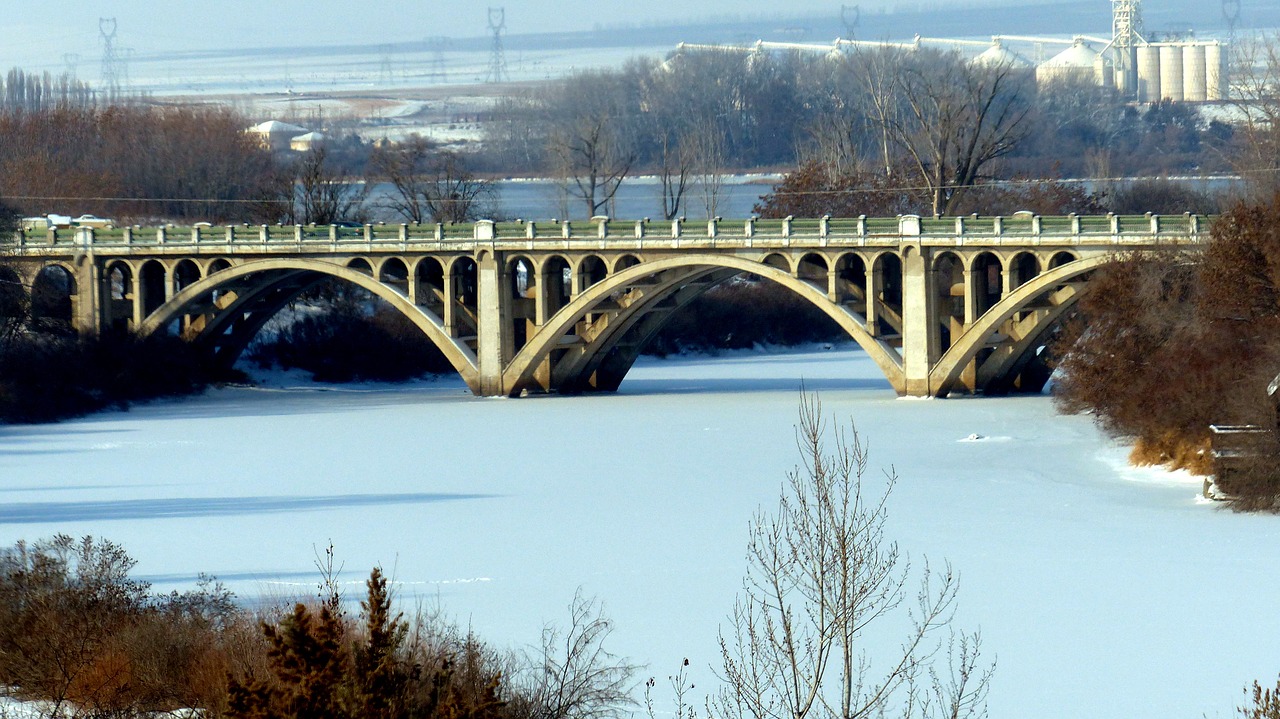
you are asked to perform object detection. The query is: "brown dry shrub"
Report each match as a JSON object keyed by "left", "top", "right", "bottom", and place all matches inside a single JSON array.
[
  {"left": 1055, "top": 196, "right": 1280, "bottom": 509},
  {"left": 1128, "top": 434, "right": 1212, "bottom": 475}
]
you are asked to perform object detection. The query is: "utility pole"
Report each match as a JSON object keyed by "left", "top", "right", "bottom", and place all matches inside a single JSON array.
[{"left": 485, "top": 7, "right": 508, "bottom": 84}]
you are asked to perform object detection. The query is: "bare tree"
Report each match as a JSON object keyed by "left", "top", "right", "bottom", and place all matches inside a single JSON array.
[
  {"left": 657, "top": 126, "right": 691, "bottom": 220},
  {"left": 856, "top": 48, "right": 1032, "bottom": 215},
  {"left": 711, "top": 395, "right": 991, "bottom": 719},
  {"left": 371, "top": 136, "right": 433, "bottom": 223},
  {"left": 294, "top": 146, "right": 368, "bottom": 225},
  {"left": 682, "top": 112, "right": 728, "bottom": 219},
  {"left": 1227, "top": 37, "right": 1280, "bottom": 200},
  {"left": 421, "top": 150, "right": 496, "bottom": 223},
  {"left": 522, "top": 590, "right": 638, "bottom": 719},
  {"left": 371, "top": 138, "right": 496, "bottom": 223},
  {"left": 543, "top": 71, "right": 639, "bottom": 218}
]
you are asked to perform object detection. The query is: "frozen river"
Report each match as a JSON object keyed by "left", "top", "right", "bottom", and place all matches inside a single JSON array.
[{"left": 1, "top": 345, "right": 1277, "bottom": 718}]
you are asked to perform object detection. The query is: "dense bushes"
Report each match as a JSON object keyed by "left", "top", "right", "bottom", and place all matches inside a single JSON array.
[
  {"left": 0, "top": 536, "right": 240, "bottom": 716},
  {"left": 0, "top": 332, "right": 229, "bottom": 423},
  {"left": 248, "top": 295, "right": 454, "bottom": 383},
  {"left": 0, "top": 536, "right": 635, "bottom": 719},
  {"left": 1053, "top": 195, "right": 1280, "bottom": 509},
  {"left": 0, "top": 105, "right": 285, "bottom": 224}
]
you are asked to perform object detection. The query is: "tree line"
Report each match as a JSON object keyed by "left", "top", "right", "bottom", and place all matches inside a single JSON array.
[{"left": 477, "top": 45, "right": 1236, "bottom": 219}]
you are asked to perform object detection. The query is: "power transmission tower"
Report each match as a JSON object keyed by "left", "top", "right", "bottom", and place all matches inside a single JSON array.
[
  {"left": 62, "top": 53, "right": 80, "bottom": 79},
  {"left": 99, "top": 17, "right": 122, "bottom": 101},
  {"left": 428, "top": 36, "right": 450, "bottom": 84},
  {"left": 1223, "top": 0, "right": 1241, "bottom": 40},
  {"left": 378, "top": 45, "right": 395, "bottom": 86},
  {"left": 841, "top": 4, "right": 860, "bottom": 39},
  {"left": 485, "top": 7, "right": 508, "bottom": 84}
]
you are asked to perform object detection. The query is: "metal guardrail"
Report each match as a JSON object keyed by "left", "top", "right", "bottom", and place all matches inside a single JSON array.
[{"left": 4, "top": 213, "right": 1212, "bottom": 253}]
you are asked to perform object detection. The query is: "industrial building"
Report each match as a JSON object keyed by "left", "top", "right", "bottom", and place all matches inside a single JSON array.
[{"left": 676, "top": 0, "right": 1228, "bottom": 104}]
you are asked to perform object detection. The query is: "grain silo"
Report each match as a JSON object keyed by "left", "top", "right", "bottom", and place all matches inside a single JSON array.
[
  {"left": 972, "top": 40, "right": 1033, "bottom": 69},
  {"left": 1036, "top": 39, "right": 1100, "bottom": 86},
  {"left": 1159, "top": 44, "right": 1184, "bottom": 101},
  {"left": 1093, "top": 53, "right": 1115, "bottom": 87},
  {"left": 1136, "top": 44, "right": 1160, "bottom": 102},
  {"left": 1182, "top": 43, "right": 1208, "bottom": 102},
  {"left": 1206, "top": 41, "right": 1227, "bottom": 100}
]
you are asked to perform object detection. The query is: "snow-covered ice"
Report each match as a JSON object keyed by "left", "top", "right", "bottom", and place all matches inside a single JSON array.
[{"left": 0, "top": 344, "right": 1276, "bottom": 718}]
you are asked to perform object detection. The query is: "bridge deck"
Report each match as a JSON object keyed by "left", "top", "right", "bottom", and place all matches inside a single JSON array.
[{"left": 6, "top": 213, "right": 1211, "bottom": 256}]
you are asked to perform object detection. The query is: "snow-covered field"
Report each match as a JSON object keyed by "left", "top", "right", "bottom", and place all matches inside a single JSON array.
[{"left": 0, "top": 345, "right": 1275, "bottom": 718}]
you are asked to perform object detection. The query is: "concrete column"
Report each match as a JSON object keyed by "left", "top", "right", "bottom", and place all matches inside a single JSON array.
[
  {"left": 535, "top": 270, "right": 551, "bottom": 326},
  {"left": 958, "top": 267, "right": 980, "bottom": 393},
  {"left": 865, "top": 263, "right": 881, "bottom": 337},
  {"left": 130, "top": 272, "right": 143, "bottom": 330},
  {"left": 962, "top": 268, "right": 979, "bottom": 327},
  {"left": 75, "top": 259, "right": 100, "bottom": 335},
  {"left": 901, "top": 246, "right": 936, "bottom": 396},
  {"left": 475, "top": 251, "right": 507, "bottom": 395},
  {"left": 443, "top": 269, "right": 457, "bottom": 336}
]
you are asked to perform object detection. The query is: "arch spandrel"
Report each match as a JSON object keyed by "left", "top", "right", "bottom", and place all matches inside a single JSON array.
[
  {"left": 136, "top": 258, "right": 480, "bottom": 389},
  {"left": 501, "top": 254, "right": 906, "bottom": 396},
  {"left": 928, "top": 254, "right": 1111, "bottom": 396}
]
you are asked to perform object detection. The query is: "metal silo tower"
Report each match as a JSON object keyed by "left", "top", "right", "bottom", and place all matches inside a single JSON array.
[{"left": 1112, "top": 0, "right": 1144, "bottom": 98}]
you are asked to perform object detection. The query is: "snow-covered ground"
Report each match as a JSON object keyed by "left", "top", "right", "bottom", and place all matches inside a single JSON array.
[{"left": 0, "top": 345, "right": 1275, "bottom": 718}]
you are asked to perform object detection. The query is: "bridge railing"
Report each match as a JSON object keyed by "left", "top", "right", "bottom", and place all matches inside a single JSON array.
[{"left": 3, "top": 213, "right": 1213, "bottom": 251}]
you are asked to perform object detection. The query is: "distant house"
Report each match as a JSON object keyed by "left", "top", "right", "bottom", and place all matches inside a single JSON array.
[
  {"left": 289, "top": 131, "right": 326, "bottom": 152},
  {"left": 247, "top": 120, "right": 310, "bottom": 152}
]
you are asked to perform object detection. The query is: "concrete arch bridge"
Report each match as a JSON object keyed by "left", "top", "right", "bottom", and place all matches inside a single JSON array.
[{"left": 2, "top": 213, "right": 1209, "bottom": 398}]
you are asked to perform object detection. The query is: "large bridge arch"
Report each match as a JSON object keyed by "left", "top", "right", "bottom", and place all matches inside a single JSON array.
[
  {"left": 502, "top": 254, "right": 907, "bottom": 396},
  {"left": 928, "top": 254, "right": 1112, "bottom": 396},
  {"left": 136, "top": 258, "right": 480, "bottom": 389}
]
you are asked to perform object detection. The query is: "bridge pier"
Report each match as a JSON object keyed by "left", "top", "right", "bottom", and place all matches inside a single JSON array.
[
  {"left": 901, "top": 245, "right": 941, "bottom": 396},
  {"left": 475, "top": 250, "right": 509, "bottom": 396}
]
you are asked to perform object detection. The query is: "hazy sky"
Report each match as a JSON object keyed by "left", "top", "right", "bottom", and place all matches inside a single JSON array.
[
  {"left": 3, "top": 0, "right": 1245, "bottom": 75},
  {"left": 9, "top": 1, "right": 1032, "bottom": 60}
]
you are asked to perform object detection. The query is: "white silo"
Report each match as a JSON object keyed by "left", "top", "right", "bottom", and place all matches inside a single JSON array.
[
  {"left": 1094, "top": 53, "right": 1115, "bottom": 87},
  {"left": 1136, "top": 44, "right": 1161, "bottom": 102},
  {"left": 1159, "top": 44, "right": 1184, "bottom": 101},
  {"left": 972, "top": 41, "right": 1033, "bottom": 69},
  {"left": 1206, "top": 42, "right": 1228, "bottom": 100},
  {"left": 1182, "top": 43, "right": 1208, "bottom": 102},
  {"left": 1036, "top": 39, "right": 1100, "bottom": 86}
]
